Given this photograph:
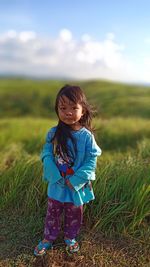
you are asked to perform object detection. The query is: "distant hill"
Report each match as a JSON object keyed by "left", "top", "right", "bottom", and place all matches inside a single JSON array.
[{"left": 0, "top": 78, "right": 150, "bottom": 118}]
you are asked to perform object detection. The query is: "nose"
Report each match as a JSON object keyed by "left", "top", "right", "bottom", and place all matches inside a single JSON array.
[{"left": 66, "top": 110, "right": 72, "bottom": 116}]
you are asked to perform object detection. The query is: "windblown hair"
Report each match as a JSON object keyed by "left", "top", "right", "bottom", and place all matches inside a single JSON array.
[{"left": 51, "top": 84, "right": 93, "bottom": 162}]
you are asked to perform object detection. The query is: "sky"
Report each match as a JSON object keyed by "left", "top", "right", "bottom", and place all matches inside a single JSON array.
[{"left": 0, "top": 0, "right": 150, "bottom": 83}]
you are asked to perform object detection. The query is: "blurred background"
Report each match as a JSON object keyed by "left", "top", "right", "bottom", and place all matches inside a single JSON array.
[
  {"left": 0, "top": 0, "right": 150, "bottom": 83},
  {"left": 0, "top": 1, "right": 150, "bottom": 266}
]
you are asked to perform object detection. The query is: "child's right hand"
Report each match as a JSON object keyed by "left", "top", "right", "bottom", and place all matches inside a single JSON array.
[{"left": 65, "top": 179, "right": 74, "bottom": 190}]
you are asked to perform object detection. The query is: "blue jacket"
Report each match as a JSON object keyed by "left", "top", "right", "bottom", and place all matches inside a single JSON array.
[{"left": 41, "top": 126, "right": 102, "bottom": 206}]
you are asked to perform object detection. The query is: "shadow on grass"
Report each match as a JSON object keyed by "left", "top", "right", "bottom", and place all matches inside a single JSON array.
[{"left": 1, "top": 210, "right": 150, "bottom": 267}]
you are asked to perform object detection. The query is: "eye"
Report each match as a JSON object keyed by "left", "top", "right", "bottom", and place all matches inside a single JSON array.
[
  {"left": 59, "top": 106, "right": 66, "bottom": 110},
  {"left": 73, "top": 107, "right": 78, "bottom": 110}
]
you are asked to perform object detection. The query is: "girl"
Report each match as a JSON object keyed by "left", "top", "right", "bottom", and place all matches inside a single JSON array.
[{"left": 34, "top": 85, "right": 102, "bottom": 256}]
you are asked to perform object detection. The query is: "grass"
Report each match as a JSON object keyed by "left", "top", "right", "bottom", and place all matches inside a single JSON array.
[
  {"left": 0, "top": 79, "right": 150, "bottom": 266},
  {"left": 0, "top": 78, "right": 150, "bottom": 118},
  {"left": 91, "top": 159, "right": 150, "bottom": 235},
  {"left": 0, "top": 116, "right": 150, "bottom": 153},
  {"left": 1, "top": 118, "right": 150, "bottom": 233},
  {"left": 1, "top": 152, "right": 149, "bottom": 235},
  {"left": 1, "top": 118, "right": 150, "bottom": 266},
  {"left": 1, "top": 211, "right": 150, "bottom": 267}
]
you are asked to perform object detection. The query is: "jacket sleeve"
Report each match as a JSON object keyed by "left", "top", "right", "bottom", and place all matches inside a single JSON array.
[
  {"left": 40, "top": 129, "right": 62, "bottom": 184},
  {"left": 69, "top": 134, "right": 102, "bottom": 191},
  {"left": 69, "top": 156, "right": 97, "bottom": 191}
]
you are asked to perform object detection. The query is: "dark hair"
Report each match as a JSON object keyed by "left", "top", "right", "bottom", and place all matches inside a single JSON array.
[{"left": 51, "top": 84, "right": 93, "bottom": 161}]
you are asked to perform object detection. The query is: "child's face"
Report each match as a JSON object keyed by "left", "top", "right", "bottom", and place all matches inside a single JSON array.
[{"left": 58, "top": 95, "right": 84, "bottom": 130}]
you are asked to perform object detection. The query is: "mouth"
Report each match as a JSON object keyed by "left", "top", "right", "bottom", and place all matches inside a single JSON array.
[
  {"left": 65, "top": 118, "right": 73, "bottom": 121},
  {"left": 64, "top": 118, "right": 75, "bottom": 124}
]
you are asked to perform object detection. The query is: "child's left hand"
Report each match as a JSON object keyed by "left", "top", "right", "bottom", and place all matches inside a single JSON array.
[{"left": 65, "top": 179, "right": 74, "bottom": 190}]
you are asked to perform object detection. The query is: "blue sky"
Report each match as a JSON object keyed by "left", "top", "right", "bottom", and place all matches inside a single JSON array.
[{"left": 0, "top": 0, "right": 150, "bottom": 83}]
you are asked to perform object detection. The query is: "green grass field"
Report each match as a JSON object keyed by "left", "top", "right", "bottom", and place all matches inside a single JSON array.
[{"left": 0, "top": 79, "right": 150, "bottom": 266}]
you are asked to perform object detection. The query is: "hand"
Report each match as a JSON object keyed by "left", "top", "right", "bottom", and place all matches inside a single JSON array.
[{"left": 65, "top": 179, "right": 74, "bottom": 190}]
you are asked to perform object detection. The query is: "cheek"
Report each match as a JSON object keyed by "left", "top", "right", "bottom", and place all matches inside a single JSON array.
[
  {"left": 58, "top": 110, "right": 63, "bottom": 118},
  {"left": 80, "top": 109, "right": 84, "bottom": 116},
  {"left": 77, "top": 112, "right": 83, "bottom": 119}
]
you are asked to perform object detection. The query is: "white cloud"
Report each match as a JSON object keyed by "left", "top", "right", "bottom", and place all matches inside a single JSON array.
[
  {"left": 0, "top": 29, "right": 149, "bottom": 83},
  {"left": 59, "top": 29, "right": 72, "bottom": 42},
  {"left": 5, "top": 30, "right": 17, "bottom": 39},
  {"left": 18, "top": 31, "right": 36, "bottom": 42}
]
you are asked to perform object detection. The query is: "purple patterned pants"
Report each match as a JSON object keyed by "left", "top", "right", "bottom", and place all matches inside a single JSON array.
[{"left": 44, "top": 198, "right": 83, "bottom": 242}]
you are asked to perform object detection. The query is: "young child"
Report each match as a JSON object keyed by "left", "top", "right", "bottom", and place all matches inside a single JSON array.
[{"left": 34, "top": 85, "right": 102, "bottom": 256}]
